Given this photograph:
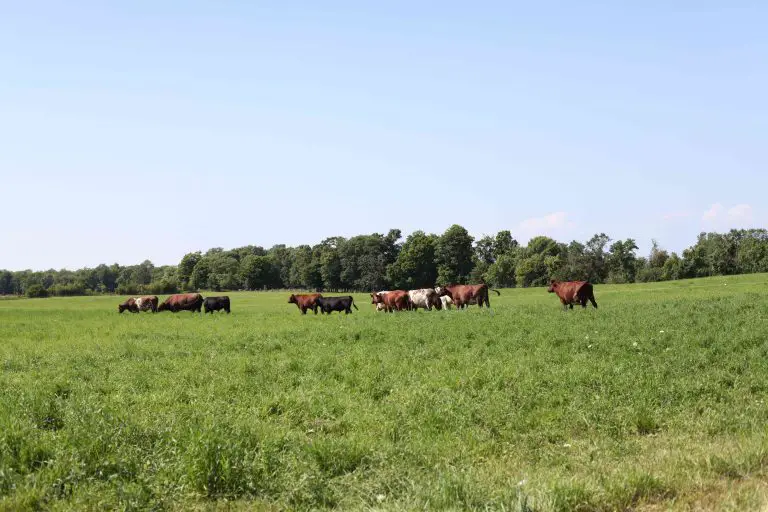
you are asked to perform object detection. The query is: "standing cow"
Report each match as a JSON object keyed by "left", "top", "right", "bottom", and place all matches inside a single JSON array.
[
  {"left": 547, "top": 280, "right": 598, "bottom": 310},
  {"left": 118, "top": 296, "right": 158, "bottom": 313},
  {"left": 437, "top": 284, "right": 500, "bottom": 309},
  {"left": 371, "top": 290, "right": 409, "bottom": 312},
  {"left": 157, "top": 293, "right": 204, "bottom": 313},
  {"left": 372, "top": 291, "right": 391, "bottom": 312},
  {"left": 316, "top": 296, "right": 358, "bottom": 314},
  {"left": 204, "top": 296, "right": 231, "bottom": 314},
  {"left": 408, "top": 288, "right": 439, "bottom": 311},
  {"left": 288, "top": 293, "right": 323, "bottom": 314},
  {"left": 434, "top": 287, "right": 453, "bottom": 310}
]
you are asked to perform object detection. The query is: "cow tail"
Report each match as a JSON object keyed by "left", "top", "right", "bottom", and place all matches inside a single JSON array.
[
  {"left": 587, "top": 285, "right": 598, "bottom": 308},
  {"left": 490, "top": 289, "right": 501, "bottom": 296},
  {"left": 352, "top": 298, "right": 359, "bottom": 310}
]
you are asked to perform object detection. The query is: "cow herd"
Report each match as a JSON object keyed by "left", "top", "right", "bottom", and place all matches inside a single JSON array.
[
  {"left": 118, "top": 293, "right": 230, "bottom": 314},
  {"left": 289, "top": 284, "right": 504, "bottom": 314},
  {"left": 118, "top": 281, "right": 598, "bottom": 315}
]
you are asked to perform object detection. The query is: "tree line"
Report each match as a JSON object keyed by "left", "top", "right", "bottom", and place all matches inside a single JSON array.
[{"left": 3, "top": 226, "right": 768, "bottom": 298}]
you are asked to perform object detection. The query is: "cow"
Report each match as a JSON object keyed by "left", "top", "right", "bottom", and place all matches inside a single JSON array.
[
  {"left": 288, "top": 293, "right": 323, "bottom": 314},
  {"left": 204, "top": 296, "right": 231, "bottom": 314},
  {"left": 408, "top": 288, "right": 439, "bottom": 311},
  {"left": 547, "top": 280, "right": 598, "bottom": 310},
  {"left": 371, "top": 290, "right": 410, "bottom": 312},
  {"left": 434, "top": 287, "right": 453, "bottom": 310},
  {"left": 157, "top": 293, "right": 204, "bottom": 313},
  {"left": 372, "top": 291, "right": 391, "bottom": 312},
  {"left": 118, "top": 296, "right": 158, "bottom": 313},
  {"left": 316, "top": 296, "right": 358, "bottom": 314},
  {"left": 437, "top": 284, "right": 500, "bottom": 308}
]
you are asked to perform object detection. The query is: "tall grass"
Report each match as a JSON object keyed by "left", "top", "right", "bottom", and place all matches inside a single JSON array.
[{"left": 1, "top": 275, "right": 768, "bottom": 510}]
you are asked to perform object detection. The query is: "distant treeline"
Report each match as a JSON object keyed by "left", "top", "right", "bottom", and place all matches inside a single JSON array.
[{"left": 3, "top": 226, "right": 768, "bottom": 298}]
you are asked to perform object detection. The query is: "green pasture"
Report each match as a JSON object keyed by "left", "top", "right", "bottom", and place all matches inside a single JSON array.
[{"left": 2, "top": 275, "right": 768, "bottom": 510}]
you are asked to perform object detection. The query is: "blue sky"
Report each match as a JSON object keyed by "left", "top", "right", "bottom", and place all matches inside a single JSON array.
[{"left": 2, "top": 1, "right": 766, "bottom": 270}]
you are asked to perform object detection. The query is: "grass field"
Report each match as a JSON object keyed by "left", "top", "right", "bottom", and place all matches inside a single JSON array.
[{"left": 2, "top": 275, "right": 768, "bottom": 510}]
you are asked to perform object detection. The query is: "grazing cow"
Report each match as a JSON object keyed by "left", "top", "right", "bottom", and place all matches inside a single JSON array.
[
  {"left": 372, "top": 291, "right": 391, "bottom": 312},
  {"left": 408, "top": 288, "right": 439, "bottom": 311},
  {"left": 316, "top": 296, "right": 358, "bottom": 314},
  {"left": 434, "top": 287, "right": 453, "bottom": 310},
  {"left": 204, "top": 296, "right": 231, "bottom": 314},
  {"left": 547, "top": 280, "right": 598, "bottom": 310},
  {"left": 437, "top": 284, "right": 500, "bottom": 308},
  {"left": 288, "top": 293, "right": 323, "bottom": 314},
  {"left": 157, "top": 293, "right": 204, "bottom": 313},
  {"left": 118, "top": 296, "right": 158, "bottom": 313},
  {"left": 371, "top": 290, "right": 410, "bottom": 312}
]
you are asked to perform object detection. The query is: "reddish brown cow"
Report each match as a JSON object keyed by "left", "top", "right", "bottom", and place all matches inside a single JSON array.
[
  {"left": 157, "top": 293, "right": 204, "bottom": 312},
  {"left": 547, "top": 280, "right": 598, "bottom": 310},
  {"left": 118, "top": 296, "right": 159, "bottom": 313},
  {"left": 438, "top": 284, "right": 500, "bottom": 308},
  {"left": 371, "top": 290, "right": 410, "bottom": 312},
  {"left": 288, "top": 293, "right": 323, "bottom": 314}
]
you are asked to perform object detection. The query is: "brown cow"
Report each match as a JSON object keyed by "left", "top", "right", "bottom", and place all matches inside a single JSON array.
[
  {"left": 157, "top": 293, "right": 204, "bottom": 313},
  {"left": 547, "top": 280, "right": 597, "bottom": 310},
  {"left": 437, "top": 284, "right": 500, "bottom": 308},
  {"left": 288, "top": 293, "right": 323, "bottom": 314},
  {"left": 118, "top": 296, "right": 159, "bottom": 313},
  {"left": 371, "top": 290, "right": 410, "bottom": 312}
]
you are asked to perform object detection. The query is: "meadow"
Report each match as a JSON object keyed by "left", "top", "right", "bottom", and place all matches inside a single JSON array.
[{"left": 1, "top": 275, "right": 768, "bottom": 511}]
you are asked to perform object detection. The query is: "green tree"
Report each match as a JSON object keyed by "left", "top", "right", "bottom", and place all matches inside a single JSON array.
[
  {"left": 178, "top": 252, "right": 202, "bottom": 289},
  {"left": 134, "top": 260, "right": 155, "bottom": 285},
  {"left": 189, "top": 258, "right": 212, "bottom": 291},
  {"left": 484, "top": 253, "right": 517, "bottom": 287},
  {"left": 387, "top": 231, "right": 438, "bottom": 289},
  {"left": 436, "top": 225, "right": 475, "bottom": 285},
  {"left": 607, "top": 239, "right": 639, "bottom": 283},
  {"left": 241, "top": 255, "right": 275, "bottom": 290},
  {"left": 584, "top": 233, "right": 611, "bottom": 283},
  {"left": 493, "top": 230, "right": 518, "bottom": 257}
]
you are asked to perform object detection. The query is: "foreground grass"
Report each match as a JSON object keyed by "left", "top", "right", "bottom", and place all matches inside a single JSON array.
[{"left": 1, "top": 275, "right": 768, "bottom": 510}]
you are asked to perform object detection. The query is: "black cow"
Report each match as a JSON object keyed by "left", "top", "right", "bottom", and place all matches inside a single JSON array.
[
  {"left": 317, "top": 296, "right": 359, "bottom": 314},
  {"left": 204, "top": 296, "right": 231, "bottom": 314}
]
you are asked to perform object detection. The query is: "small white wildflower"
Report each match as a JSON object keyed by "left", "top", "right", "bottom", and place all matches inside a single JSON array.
[
  {"left": 517, "top": 479, "right": 527, "bottom": 486},
  {"left": 376, "top": 494, "right": 386, "bottom": 503},
  {"left": 632, "top": 342, "right": 638, "bottom": 347},
  {"left": 587, "top": 344, "right": 592, "bottom": 349},
  {"left": 585, "top": 335, "right": 589, "bottom": 339},
  {"left": 665, "top": 348, "right": 671, "bottom": 352},
  {"left": 563, "top": 443, "right": 572, "bottom": 448},
  {"left": 659, "top": 330, "right": 665, "bottom": 333}
]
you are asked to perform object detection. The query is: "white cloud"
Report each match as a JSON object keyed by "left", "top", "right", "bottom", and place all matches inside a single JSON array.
[
  {"left": 727, "top": 204, "right": 753, "bottom": 222},
  {"left": 519, "top": 211, "right": 568, "bottom": 231},
  {"left": 702, "top": 203, "right": 723, "bottom": 221},
  {"left": 702, "top": 203, "right": 754, "bottom": 225}
]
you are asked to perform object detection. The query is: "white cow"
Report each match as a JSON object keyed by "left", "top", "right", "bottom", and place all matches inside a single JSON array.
[
  {"left": 434, "top": 287, "right": 453, "bottom": 310},
  {"left": 373, "top": 291, "right": 390, "bottom": 311},
  {"left": 408, "top": 288, "right": 438, "bottom": 311}
]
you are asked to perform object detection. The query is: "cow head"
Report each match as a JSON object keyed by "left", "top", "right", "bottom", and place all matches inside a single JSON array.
[
  {"left": 288, "top": 294, "right": 297, "bottom": 304},
  {"left": 118, "top": 303, "right": 127, "bottom": 313},
  {"left": 371, "top": 293, "right": 382, "bottom": 304},
  {"left": 436, "top": 286, "right": 453, "bottom": 299},
  {"left": 157, "top": 301, "right": 169, "bottom": 312},
  {"left": 547, "top": 280, "right": 558, "bottom": 293}
]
